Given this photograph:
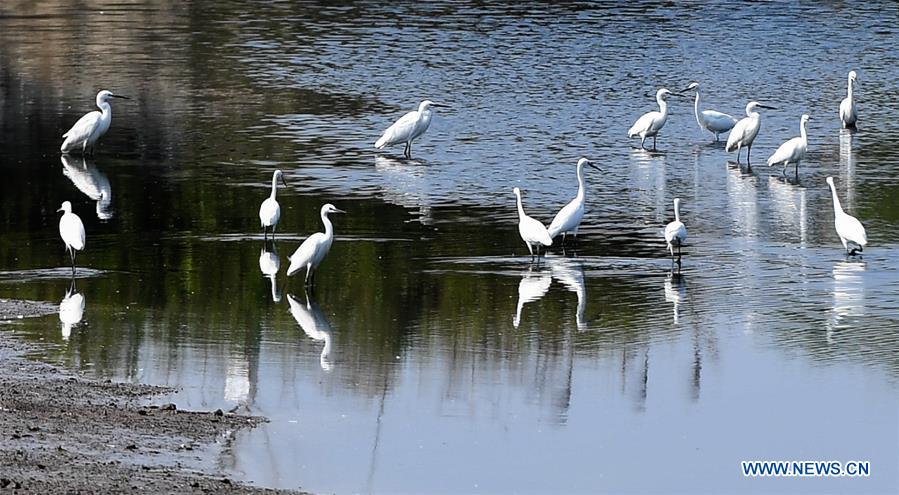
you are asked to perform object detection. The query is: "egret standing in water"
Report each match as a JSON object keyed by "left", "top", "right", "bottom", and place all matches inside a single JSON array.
[
  {"left": 60, "top": 90, "right": 129, "bottom": 155},
  {"left": 726, "top": 101, "right": 777, "bottom": 164},
  {"left": 767, "top": 114, "right": 810, "bottom": 176},
  {"left": 826, "top": 176, "right": 867, "bottom": 255},
  {"left": 840, "top": 70, "right": 859, "bottom": 128},
  {"left": 547, "top": 158, "right": 601, "bottom": 244},
  {"left": 680, "top": 82, "right": 737, "bottom": 142},
  {"left": 375, "top": 100, "right": 449, "bottom": 158},
  {"left": 57, "top": 201, "right": 85, "bottom": 273},
  {"left": 664, "top": 198, "right": 687, "bottom": 259},
  {"left": 513, "top": 187, "right": 552, "bottom": 260},
  {"left": 627, "top": 88, "right": 680, "bottom": 151},
  {"left": 259, "top": 169, "right": 288, "bottom": 240},
  {"left": 287, "top": 204, "right": 345, "bottom": 286}
]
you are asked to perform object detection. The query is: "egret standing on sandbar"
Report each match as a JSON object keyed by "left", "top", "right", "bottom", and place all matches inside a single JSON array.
[
  {"left": 840, "top": 70, "right": 859, "bottom": 128},
  {"left": 512, "top": 187, "right": 552, "bottom": 260},
  {"left": 375, "top": 100, "right": 449, "bottom": 158},
  {"left": 287, "top": 204, "right": 345, "bottom": 286},
  {"left": 664, "top": 198, "right": 687, "bottom": 259},
  {"left": 767, "top": 114, "right": 810, "bottom": 176},
  {"left": 681, "top": 82, "right": 737, "bottom": 142},
  {"left": 826, "top": 176, "right": 867, "bottom": 255},
  {"left": 547, "top": 158, "right": 601, "bottom": 244},
  {"left": 627, "top": 88, "right": 680, "bottom": 151},
  {"left": 259, "top": 169, "right": 288, "bottom": 240},
  {"left": 726, "top": 101, "right": 776, "bottom": 164},
  {"left": 60, "top": 90, "right": 129, "bottom": 155},
  {"left": 57, "top": 201, "right": 85, "bottom": 273}
]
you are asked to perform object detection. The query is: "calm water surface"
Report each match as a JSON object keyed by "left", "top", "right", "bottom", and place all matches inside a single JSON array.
[{"left": 1, "top": 2, "right": 898, "bottom": 494}]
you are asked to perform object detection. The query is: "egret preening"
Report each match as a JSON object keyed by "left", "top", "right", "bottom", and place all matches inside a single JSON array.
[
  {"left": 259, "top": 169, "right": 288, "bottom": 240},
  {"left": 513, "top": 187, "right": 552, "bottom": 260},
  {"left": 681, "top": 82, "right": 737, "bottom": 142},
  {"left": 664, "top": 198, "right": 687, "bottom": 259},
  {"left": 60, "top": 90, "right": 129, "bottom": 155},
  {"left": 826, "top": 176, "right": 867, "bottom": 255},
  {"left": 57, "top": 201, "right": 85, "bottom": 273},
  {"left": 287, "top": 204, "right": 345, "bottom": 286},
  {"left": 840, "top": 70, "right": 859, "bottom": 128},
  {"left": 767, "top": 114, "right": 810, "bottom": 176},
  {"left": 726, "top": 101, "right": 777, "bottom": 164},
  {"left": 375, "top": 100, "right": 449, "bottom": 158},
  {"left": 627, "top": 88, "right": 681, "bottom": 151},
  {"left": 547, "top": 158, "right": 601, "bottom": 244}
]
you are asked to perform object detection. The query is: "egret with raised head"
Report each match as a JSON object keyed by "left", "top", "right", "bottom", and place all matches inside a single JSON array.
[
  {"left": 681, "top": 82, "right": 737, "bottom": 142},
  {"left": 513, "top": 187, "right": 552, "bottom": 260},
  {"left": 375, "top": 100, "right": 448, "bottom": 158},
  {"left": 840, "top": 70, "right": 859, "bottom": 128},
  {"left": 767, "top": 114, "right": 810, "bottom": 176},
  {"left": 628, "top": 88, "right": 680, "bottom": 151},
  {"left": 57, "top": 201, "right": 86, "bottom": 273},
  {"left": 826, "top": 176, "right": 867, "bottom": 255},
  {"left": 287, "top": 204, "right": 345, "bottom": 286},
  {"left": 547, "top": 158, "right": 601, "bottom": 244},
  {"left": 664, "top": 198, "right": 687, "bottom": 259},
  {"left": 60, "top": 90, "right": 129, "bottom": 155},
  {"left": 726, "top": 101, "right": 776, "bottom": 164},
  {"left": 259, "top": 169, "right": 288, "bottom": 240}
]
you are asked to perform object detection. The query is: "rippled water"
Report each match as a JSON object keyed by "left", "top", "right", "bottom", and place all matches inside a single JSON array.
[{"left": 1, "top": 1, "right": 898, "bottom": 494}]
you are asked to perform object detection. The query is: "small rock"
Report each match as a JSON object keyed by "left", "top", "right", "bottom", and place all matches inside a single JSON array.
[
  {"left": 0, "top": 478, "right": 10, "bottom": 488},
  {"left": 161, "top": 403, "right": 177, "bottom": 411},
  {"left": 27, "top": 426, "right": 40, "bottom": 432},
  {"left": 125, "top": 444, "right": 138, "bottom": 451},
  {"left": 213, "top": 409, "right": 224, "bottom": 417},
  {"left": 221, "top": 478, "right": 231, "bottom": 484},
  {"left": 190, "top": 481, "right": 199, "bottom": 488},
  {"left": 138, "top": 409, "right": 148, "bottom": 416}
]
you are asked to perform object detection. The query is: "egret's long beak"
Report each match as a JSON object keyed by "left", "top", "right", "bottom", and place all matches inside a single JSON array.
[
  {"left": 56, "top": 207, "right": 63, "bottom": 212},
  {"left": 587, "top": 162, "right": 603, "bottom": 172},
  {"left": 758, "top": 104, "right": 778, "bottom": 110},
  {"left": 111, "top": 95, "right": 130, "bottom": 100},
  {"left": 333, "top": 208, "right": 346, "bottom": 214},
  {"left": 281, "top": 175, "right": 288, "bottom": 188},
  {"left": 678, "top": 86, "right": 694, "bottom": 94},
  {"left": 430, "top": 103, "right": 450, "bottom": 108}
]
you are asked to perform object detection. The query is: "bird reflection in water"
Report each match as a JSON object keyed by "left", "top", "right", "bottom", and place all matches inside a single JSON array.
[
  {"left": 60, "top": 155, "right": 113, "bottom": 220},
  {"left": 259, "top": 241, "right": 282, "bottom": 302},
  {"left": 287, "top": 292, "right": 333, "bottom": 371},
  {"left": 664, "top": 269, "right": 686, "bottom": 325},
  {"left": 59, "top": 276, "right": 84, "bottom": 341},
  {"left": 547, "top": 257, "right": 587, "bottom": 329},
  {"left": 828, "top": 260, "right": 866, "bottom": 344},
  {"left": 513, "top": 266, "right": 551, "bottom": 328}
]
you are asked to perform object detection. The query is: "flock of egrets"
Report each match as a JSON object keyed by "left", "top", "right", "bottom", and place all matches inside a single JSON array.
[{"left": 54, "top": 70, "right": 867, "bottom": 287}]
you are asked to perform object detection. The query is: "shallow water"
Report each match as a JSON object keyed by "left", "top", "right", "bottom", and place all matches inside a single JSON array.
[{"left": 1, "top": 1, "right": 898, "bottom": 493}]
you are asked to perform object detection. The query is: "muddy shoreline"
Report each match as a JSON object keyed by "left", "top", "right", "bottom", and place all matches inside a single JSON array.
[{"left": 0, "top": 298, "right": 302, "bottom": 494}]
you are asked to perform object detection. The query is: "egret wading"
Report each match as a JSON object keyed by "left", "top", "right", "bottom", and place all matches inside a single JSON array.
[
  {"left": 664, "top": 198, "right": 687, "bottom": 259},
  {"left": 826, "top": 176, "right": 867, "bottom": 255},
  {"left": 60, "top": 90, "right": 129, "bottom": 155},
  {"left": 512, "top": 187, "right": 552, "bottom": 260},
  {"left": 375, "top": 100, "right": 448, "bottom": 158},
  {"left": 840, "top": 70, "right": 859, "bottom": 128},
  {"left": 726, "top": 101, "right": 777, "bottom": 164},
  {"left": 287, "top": 204, "right": 345, "bottom": 286},
  {"left": 767, "top": 114, "right": 810, "bottom": 176},
  {"left": 57, "top": 201, "right": 86, "bottom": 273},
  {"left": 259, "top": 169, "right": 288, "bottom": 240},
  {"left": 547, "top": 158, "right": 601, "bottom": 244},
  {"left": 681, "top": 82, "right": 737, "bottom": 142},
  {"left": 627, "top": 88, "right": 682, "bottom": 151}
]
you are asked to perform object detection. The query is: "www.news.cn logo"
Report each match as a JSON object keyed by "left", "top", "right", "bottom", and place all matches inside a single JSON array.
[{"left": 742, "top": 460, "right": 870, "bottom": 477}]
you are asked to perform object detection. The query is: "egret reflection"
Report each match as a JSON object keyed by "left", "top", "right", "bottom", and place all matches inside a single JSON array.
[
  {"left": 59, "top": 277, "right": 84, "bottom": 341},
  {"left": 839, "top": 129, "right": 856, "bottom": 208},
  {"left": 513, "top": 266, "right": 551, "bottom": 328},
  {"left": 767, "top": 176, "right": 808, "bottom": 245},
  {"left": 61, "top": 155, "right": 113, "bottom": 220},
  {"left": 664, "top": 270, "right": 687, "bottom": 324},
  {"left": 374, "top": 155, "right": 434, "bottom": 225},
  {"left": 259, "top": 242, "right": 282, "bottom": 302},
  {"left": 287, "top": 292, "right": 333, "bottom": 371},
  {"left": 547, "top": 257, "right": 587, "bottom": 328},
  {"left": 828, "top": 260, "right": 866, "bottom": 343}
]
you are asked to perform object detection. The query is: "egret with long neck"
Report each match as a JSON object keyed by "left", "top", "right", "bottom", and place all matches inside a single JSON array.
[
  {"left": 547, "top": 158, "right": 601, "bottom": 243},
  {"left": 259, "top": 169, "right": 288, "bottom": 240},
  {"left": 664, "top": 198, "right": 687, "bottom": 259},
  {"left": 767, "top": 114, "right": 810, "bottom": 176},
  {"left": 681, "top": 82, "right": 737, "bottom": 142},
  {"left": 826, "top": 176, "right": 867, "bottom": 255},
  {"left": 513, "top": 187, "right": 552, "bottom": 260},
  {"left": 628, "top": 88, "right": 680, "bottom": 151},
  {"left": 60, "top": 90, "right": 129, "bottom": 155},
  {"left": 287, "top": 204, "right": 345, "bottom": 286},
  {"left": 726, "top": 101, "right": 776, "bottom": 164},
  {"left": 840, "top": 70, "right": 858, "bottom": 128}
]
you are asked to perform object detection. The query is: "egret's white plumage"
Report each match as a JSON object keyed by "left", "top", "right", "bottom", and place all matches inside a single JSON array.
[
  {"left": 628, "top": 88, "right": 678, "bottom": 151},
  {"left": 840, "top": 70, "right": 858, "bottom": 128},
  {"left": 287, "top": 204, "right": 345, "bottom": 285},
  {"left": 259, "top": 244, "right": 282, "bottom": 302},
  {"left": 60, "top": 155, "right": 113, "bottom": 220},
  {"left": 767, "top": 114, "right": 810, "bottom": 175},
  {"left": 287, "top": 293, "right": 333, "bottom": 371},
  {"left": 57, "top": 201, "right": 85, "bottom": 271},
  {"left": 60, "top": 90, "right": 129, "bottom": 155},
  {"left": 826, "top": 176, "right": 867, "bottom": 255},
  {"left": 513, "top": 187, "right": 552, "bottom": 258},
  {"left": 259, "top": 169, "right": 287, "bottom": 239},
  {"left": 59, "top": 282, "right": 84, "bottom": 341},
  {"left": 547, "top": 158, "right": 601, "bottom": 242},
  {"left": 664, "top": 198, "right": 687, "bottom": 257},
  {"left": 375, "top": 100, "right": 448, "bottom": 158},
  {"left": 682, "top": 82, "right": 737, "bottom": 142},
  {"left": 726, "top": 101, "right": 775, "bottom": 163}
]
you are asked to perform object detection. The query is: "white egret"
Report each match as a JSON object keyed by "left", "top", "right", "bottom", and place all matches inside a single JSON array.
[
  {"left": 61, "top": 155, "right": 113, "bottom": 220},
  {"left": 664, "top": 198, "right": 687, "bottom": 258},
  {"left": 627, "top": 88, "right": 681, "bottom": 151},
  {"left": 259, "top": 169, "right": 288, "bottom": 240},
  {"left": 547, "top": 158, "right": 601, "bottom": 244},
  {"left": 287, "top": 292, "right": 333, "bottom": 371},
  {"left": 725, "top": 101, "right": 777, "bottom": 164},
  {"left": 287, "top": 204, "right": 345, "bottom": 285},
  {"left": 767, "top": 114, "right": 810, "bottom": 175},
  {"left": 839, "top": 70, "right": 858, "bottom": 128},
  {"left": 59, "top": 280, "right": 84, "bottom": 341},
  {"left": 60, "top": 90, "right": 129, "bottom": 155},
  {"left": 681, "top": 82, "right": 737, "bottom": 142},
  {"left": 512, "top": 187, "right": 552, "bottom": 259},
  {"left": 57, "top": 201, "right": 85, "bottom": 273},
  {"left": 826, "top": 176, "right": 867, "bottom": 255},
  {"left": 375, "top": 100, "right": 449, "bottom": 158},
  {"left": 513, "top": 267, "right": 552, "bottom": 328},
  {"left": 259, "top": 244, "right": 282, "bottom": 302}
]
